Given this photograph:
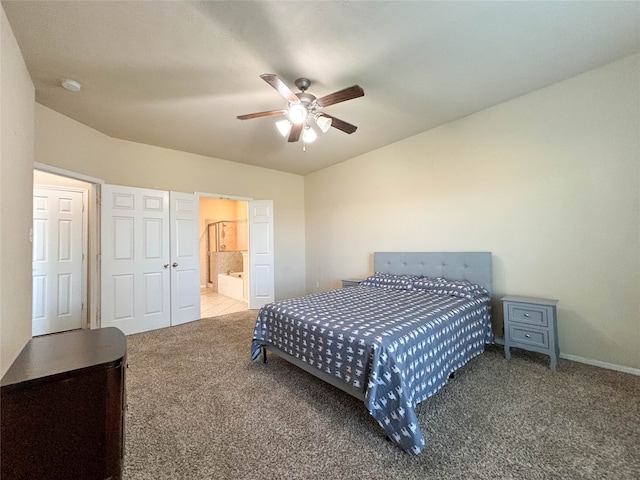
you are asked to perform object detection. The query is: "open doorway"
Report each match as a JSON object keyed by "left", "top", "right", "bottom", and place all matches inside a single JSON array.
[{"left": 199, "top": 197, "right": 249, "bottom": 317}]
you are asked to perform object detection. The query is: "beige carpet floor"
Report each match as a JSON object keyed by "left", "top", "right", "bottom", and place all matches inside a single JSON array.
[{"left": 123, "top": 310, "right": 640, "bottom": 480}]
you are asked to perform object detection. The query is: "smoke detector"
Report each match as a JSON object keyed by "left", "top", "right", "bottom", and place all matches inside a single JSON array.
[{"left": 61, "top": 78, "right": 82, "bottom": 92}]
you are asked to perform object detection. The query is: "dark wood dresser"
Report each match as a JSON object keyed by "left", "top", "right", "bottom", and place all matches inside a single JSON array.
[{"left": 1, "top": 327, "right": 126, "bottom": 480}]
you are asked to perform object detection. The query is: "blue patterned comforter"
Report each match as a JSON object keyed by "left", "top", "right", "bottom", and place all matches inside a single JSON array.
[{"left": 251, "top": 286, "right": 493, "bottom": 455}]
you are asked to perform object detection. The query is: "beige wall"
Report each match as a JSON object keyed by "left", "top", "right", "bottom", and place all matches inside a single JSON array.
[
  {"left": 0, "top": 5, "right": 35, "bottom": 377},
  {"left": 34, "top": 170, "right": 92, "bottom": 190},
  {"left": 35, "top": 103, "right": 306, "bottom": 302},
  {"left": 305, "top": 54, "right": 640, "bottom": 370}
]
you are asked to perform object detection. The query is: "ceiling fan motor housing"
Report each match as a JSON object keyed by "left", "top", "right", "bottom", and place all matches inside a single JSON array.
[
  {"left": 296, "top": 91, "right": 317, "bottom": 105},
  {"left": 294, "top": 77, "right": 311, "bottom": 92},
  {"left": 294, "top": 86, "right": 318, "bottom": 123}
]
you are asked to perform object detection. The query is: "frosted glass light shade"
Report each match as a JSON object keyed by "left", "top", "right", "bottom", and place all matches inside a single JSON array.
[
  {"left": 302, "top": 126, "right": 317, "bottom": 143},
  {"left": 276, "top": 120, "right": 291, "bottom": 137},
  {"left": 315, "top": 115, "right": 332, "bottom": 133},
  {"left": 288, "top": 104, "right": 308, "bottom": 124}
]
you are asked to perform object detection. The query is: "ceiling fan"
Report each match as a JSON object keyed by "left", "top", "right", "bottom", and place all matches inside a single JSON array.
[{"left": 237, "top": 73, "right": 364, "bottom": 144}]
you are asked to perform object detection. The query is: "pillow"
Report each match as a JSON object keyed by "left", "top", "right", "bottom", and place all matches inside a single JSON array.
[
  {"left": 360, "top": 273, "right": 417, "bottom": 290},
  {"left": 411, "top": 277, "right": 489, "bottom": 300},
  {"left": 409, "top": 277, "right": 443, "bottom": 291},
  {"left": 410, "top": 275, "right": 442, "bottom": 285}
]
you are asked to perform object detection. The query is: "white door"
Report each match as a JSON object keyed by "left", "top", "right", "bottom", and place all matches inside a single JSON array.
[
  {"left": 248, "top": 200, "right": 274, "bottom": 309},
  {"left": 170, "top": 191, "right": 200, "bottom": 326},
  {"left": 101, "top": 185, "right": 171, "bottom": 335},
  {"left": 32, "top": 187, "right": 85, "bottom": 336}
]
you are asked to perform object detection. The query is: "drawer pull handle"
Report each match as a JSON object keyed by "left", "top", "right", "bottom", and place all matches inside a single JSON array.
[{"left": 524, "top": 313, "right": 530, "bottom": 317}]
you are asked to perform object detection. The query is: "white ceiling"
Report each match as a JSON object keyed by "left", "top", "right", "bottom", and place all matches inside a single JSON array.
[{"left": 3, "top": 1, "right": 639, "bottom": 175}]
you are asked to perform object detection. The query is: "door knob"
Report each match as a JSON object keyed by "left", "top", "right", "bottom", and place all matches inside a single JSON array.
[
  {"left": 163, "top": 264, "right": 169, "bottom": 269},
  {"left": 172, "top": 262, "right": 178, "bottom": 268}
]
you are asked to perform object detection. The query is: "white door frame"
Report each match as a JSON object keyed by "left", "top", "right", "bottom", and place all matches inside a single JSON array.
[
  {"left": 196, "top": 192, "right": 252, "bottom": 301},
  {"left": 196, "top": 192, "right": 275, "bottom": 309},
  {"left": 34, "top": 163, "right": 103, "bottom": 330}
]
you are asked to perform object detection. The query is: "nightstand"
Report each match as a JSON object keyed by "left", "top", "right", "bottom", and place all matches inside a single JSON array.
[
  {"left": 341, "top": 278, "right": 363, "bottom": 288},
  {"left": 502, "top": 295, "right": 559, "bottom": 371}
]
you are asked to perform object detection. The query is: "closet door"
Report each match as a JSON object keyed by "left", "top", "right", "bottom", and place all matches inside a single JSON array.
[
  {"left": 101, "top": 185, "right": 171, "bottom": 335},
  {"left": 169, "top": 191, "right": 200, "bottom": 326}
]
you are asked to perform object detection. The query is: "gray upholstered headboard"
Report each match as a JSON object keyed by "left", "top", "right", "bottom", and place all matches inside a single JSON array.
[{"left": 373, "top": 252, "right": 493, "bottom": 295}]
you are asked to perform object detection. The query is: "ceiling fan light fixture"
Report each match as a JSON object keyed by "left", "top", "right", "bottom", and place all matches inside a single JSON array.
[
  {"left": 288, "top": 104, "right": 308, "bottom": 124},
  {"left": 302, "top": 125, "right": 317, "bottom": 143},
  {"left": 237, "top": 73, "right": 363, "bottom": 144},
  {"left": 275, "top": 119, "right": 291, "bottom": 137},
  {"left": 315, "top": 115, "right": 332, "bottom": 133}
]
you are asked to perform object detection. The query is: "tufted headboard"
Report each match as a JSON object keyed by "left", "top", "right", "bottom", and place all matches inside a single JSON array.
[{"left": 373, "top": 252, "right": 493, "bottom": 295}]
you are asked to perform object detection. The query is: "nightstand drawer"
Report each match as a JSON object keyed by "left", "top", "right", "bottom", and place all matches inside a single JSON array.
[
  {"left": 508, "top": 325, "right": 549, "bottom": 349},
  {"left": 506, "top": 303, "right": 549, "bottom": 327}
]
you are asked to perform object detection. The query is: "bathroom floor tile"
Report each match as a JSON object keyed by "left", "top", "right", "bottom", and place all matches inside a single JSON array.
[{"left": 200, "top": 288, "right": 248, "bottom": 318}]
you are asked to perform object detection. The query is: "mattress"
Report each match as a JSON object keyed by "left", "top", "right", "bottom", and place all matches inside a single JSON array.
[{"left": 251, "top": 284, "right": 493, "bottom": 455}]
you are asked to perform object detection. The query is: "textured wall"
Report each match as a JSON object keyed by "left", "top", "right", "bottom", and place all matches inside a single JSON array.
[
  {"left": 305, "top": 54, "right": 640, "bottom": 370},
  {"left": 0, "top": 5, "right": 35, "bottom": 376}
]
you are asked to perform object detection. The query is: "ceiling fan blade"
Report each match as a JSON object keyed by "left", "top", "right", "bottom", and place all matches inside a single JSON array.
[
  {"left": 237, "top": 109, "right": 287, "bottom": 120},
  {"left": 319, "top": 114, "right": 358, "bottom": 134},
  {"left": 288, "top": 122, "right": 302, "bottom": 142},
  {"left": 260, "top": 73, "right": 300, "bottom": 104},
  {"left": 316, "top": 85, "right": 364, "bottom": 107}
]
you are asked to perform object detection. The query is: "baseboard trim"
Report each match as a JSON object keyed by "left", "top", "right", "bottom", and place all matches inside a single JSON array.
[
  {"left": 559, "top": 353, "right": 640, "bottom": 376},
  {"left": 493, "top": 337, "right": 639, "bottom": 376}
]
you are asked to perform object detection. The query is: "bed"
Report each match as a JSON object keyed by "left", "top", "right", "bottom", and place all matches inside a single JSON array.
[{"left": 251, "top": 252, "right": 494, "bottom": 455}]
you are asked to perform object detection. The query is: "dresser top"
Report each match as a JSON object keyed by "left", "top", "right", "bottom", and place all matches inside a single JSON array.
[
  {"left": 1, "top": 327, "right": 126, "bottom": 390},
  {"left": 501, "top": 295, "right": 558, "bottom": 306}
]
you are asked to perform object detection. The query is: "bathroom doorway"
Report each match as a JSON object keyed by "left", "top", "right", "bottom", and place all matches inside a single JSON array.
[{"left": 199, "top": 197, "right": 249, "bottom": 317}]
